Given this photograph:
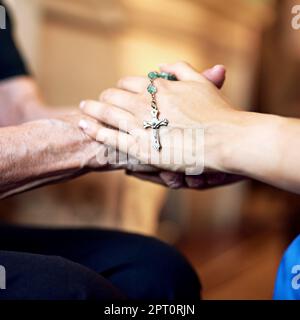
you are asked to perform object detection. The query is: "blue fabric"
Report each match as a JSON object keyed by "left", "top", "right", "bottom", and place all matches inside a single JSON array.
[
  {"left": 274, "top": 235, "right": 300, "bottom": 300},
  {"left": 0, "top": 225, "right": 200, "bottom": 300}
]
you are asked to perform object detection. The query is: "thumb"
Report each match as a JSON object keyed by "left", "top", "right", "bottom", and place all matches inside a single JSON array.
[
  {"left": 202, "top": 65, "right": 226, "bottom": 89},
  {"left": 160, "top": 61, "right": 226, "bottom": 88},
  {"left": 159, "top": 61, "right": 203, "bottom": 82}
]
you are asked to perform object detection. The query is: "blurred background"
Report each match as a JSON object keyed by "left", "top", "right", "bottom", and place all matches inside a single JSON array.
[{"left": 1, "top": 0, "right": 300, "bottom": 299}]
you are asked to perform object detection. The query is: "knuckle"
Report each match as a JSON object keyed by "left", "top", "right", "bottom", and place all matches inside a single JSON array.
[
  {"left": 96, "top": 129, "right": 107, "bottom": 144},
  {"left": 97, "top": 105, "right": 110, "bottom": 121},
  {"left": 135, "top": 94, "right": 147, "bottom": 109},
  {"left": 155, "top": 78, "right": 168, "bottom": 90}
]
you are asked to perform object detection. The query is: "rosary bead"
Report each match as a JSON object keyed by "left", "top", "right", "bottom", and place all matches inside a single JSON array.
[
  {"left": 159, "top": 72, "right": 169, "bottom": 79},
  {"left": 148, "top": 71, "right": 159, "bottom": 80},
  {"left": 147, "top": 84, "right": 157, "bottom": 94}
]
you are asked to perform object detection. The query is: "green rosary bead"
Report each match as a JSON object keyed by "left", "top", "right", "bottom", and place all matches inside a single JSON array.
[
  {"left": 148, "top": 71, "right": 177, "bottom": 81},
  {"left": 145, "top": 69, "right": 171, "bottom": 151},
  {"left": 160, "top": 72, "right": 177, "bottom": 81},
  {"left": 148, "top": 71, "right": 159, "bottom": 80},
  {"left": 147, "top": 84, "right": 157, "bottom": 94},
  {"left": 147, "top": 71, "right": 177, "bottom": 95},
  {"left": 167, "top": 74, "right": 177, "bottom": 81},
  {"left": 159, "top": 72, "right": 169, "bottom": 80}
]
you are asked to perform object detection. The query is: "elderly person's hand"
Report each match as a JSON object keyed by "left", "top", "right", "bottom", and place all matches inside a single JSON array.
[{"left": 0, "top": 76, "right": 158, "bottom": 199}]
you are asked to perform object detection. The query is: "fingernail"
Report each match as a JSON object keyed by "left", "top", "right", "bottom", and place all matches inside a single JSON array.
[
  {"left": 78, "top": 119, "right": 88, "bottom": 130},
  {"left": 212, "top": 64, "right": 225, "bottom": 72},
  {"left": 79, "top": 101, "right": 86, "bottom": 110}
]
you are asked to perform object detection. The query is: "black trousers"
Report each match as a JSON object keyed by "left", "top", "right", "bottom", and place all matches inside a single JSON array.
[{"left": 0, "top": 225, "right": 200, "bottom": 300}]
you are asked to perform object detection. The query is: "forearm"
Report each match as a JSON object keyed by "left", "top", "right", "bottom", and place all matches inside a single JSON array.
[
  {"left": 220, "top": 111, "right": 300, "bottom": 193},
  {"left": 0, "top": 116, "right": 104, "bottom": 199},
  {"left": 0, "top": 76, "right": 59, "bottom": 126}
]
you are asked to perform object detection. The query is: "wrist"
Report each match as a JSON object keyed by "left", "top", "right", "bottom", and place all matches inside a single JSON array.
[
  {"left": 219, "top": 111, "right": 285, "bottom": 178},
  {"left": 203, "top": 109, "right": 244, "bottom": 172}
]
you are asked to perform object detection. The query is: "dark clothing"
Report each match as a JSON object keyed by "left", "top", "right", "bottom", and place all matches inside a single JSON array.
[
  {"left": 0, "top": 226, "right": 200, "bottom": 300},
  {"left": 0, "top": 1, "right": 28, "bottom": 80}
]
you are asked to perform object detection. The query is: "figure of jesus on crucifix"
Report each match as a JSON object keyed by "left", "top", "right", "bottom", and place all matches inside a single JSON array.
[{"left": 143, "top": 108, "right": 169, "bottom": 151}]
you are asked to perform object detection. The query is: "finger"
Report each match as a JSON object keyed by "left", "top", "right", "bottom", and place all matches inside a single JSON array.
[
  {"left": 160, "top": 62, "right": 226, "bottom": 88},
  {"left": 185, "top": 176, "right": 206, "bottom": 188},
  {"left": 126, "top": 162, "right": 160, "bottom": 173},
  {"left": 99, "top": 88, "right": 140, "bottom": 113},
  {"left": 116, "top": 64, "right": 225, "bottom": 97},
  {"left": 159, "top": 61, "right": 206, "bottom": 82},
  {"left": 117, "top": 76, "right": 148, "bottom": 93},
  {"left": 127, "top": 171, "right": 166, "bottom": 187},
  {"left": 80, "top": 100, "right": 138, "bottom": 132},
  {"left": 79, "top": 119, "right": 135, "bottom": 153},
  {"left": 202, "top": 65, "right": 226, "bottom": 89},
  {"left": 185, "top": 173, "right": 244, "bottom": 190},
  {"left": 159, "top": 171, "right": 185, "bottom": 189},
  {"left": 206, "top": 173, "right": 244, "bottom": 186}
]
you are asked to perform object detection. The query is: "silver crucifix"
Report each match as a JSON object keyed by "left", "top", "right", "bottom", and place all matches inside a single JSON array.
[{"left": 143, "top": 108, "right": 169, "bottom": 151}]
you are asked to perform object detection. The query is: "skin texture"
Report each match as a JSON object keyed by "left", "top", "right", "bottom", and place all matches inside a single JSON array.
[
  {"left": 80, "top": 61, "right": 300, "bottom": 195},
  {"left": 79, "top": 63, "right": 243, "bottom": 188},
  {"left": 0, "top": 67, "right": 239, "bottom": 200},
  {"left": 130, "top": 65, "right": 244, "bottom": 189},
  {"left": 80, "top": 65, "right": 243, "bottom": 189},
  {"left": 0, "top": 77, "right": 137, "bottom": 198},
  {"left": 0, "top": 77, "right": 46, "bottom": 126},
  {"left": 0, "top": 66, "right": 240, "bottom": 199}
]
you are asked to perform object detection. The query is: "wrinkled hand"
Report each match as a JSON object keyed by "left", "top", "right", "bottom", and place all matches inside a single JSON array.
[{"left": 58, "top": 111, "right": 159, "bottom": 173}]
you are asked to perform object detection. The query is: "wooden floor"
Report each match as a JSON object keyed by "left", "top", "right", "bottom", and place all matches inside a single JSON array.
[{"left": 177, "top": 229, "right": 289, "bottom": 300}]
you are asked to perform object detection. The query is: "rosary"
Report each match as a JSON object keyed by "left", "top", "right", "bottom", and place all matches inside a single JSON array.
[{"left": 143, "top": 71, "right": 177, "bottom": 151}]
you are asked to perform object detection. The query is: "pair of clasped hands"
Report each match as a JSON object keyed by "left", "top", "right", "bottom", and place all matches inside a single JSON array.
[{"left": 78, "top": 62, "right": 244, "bottom": 189}]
